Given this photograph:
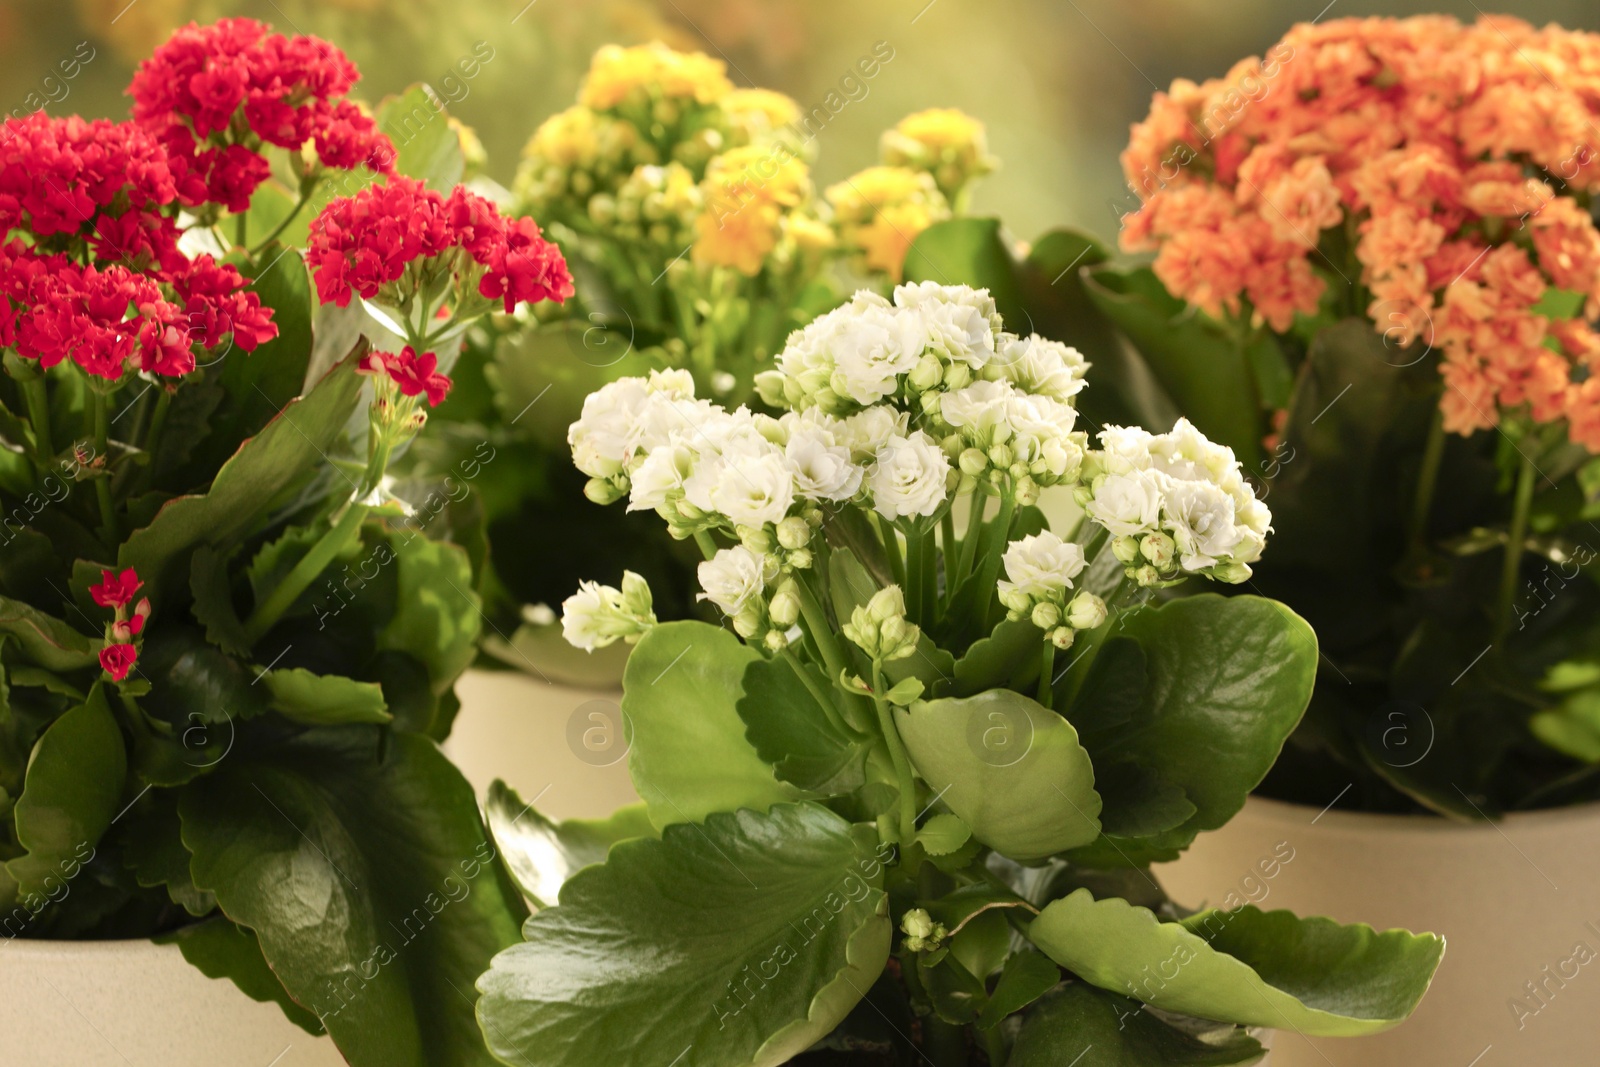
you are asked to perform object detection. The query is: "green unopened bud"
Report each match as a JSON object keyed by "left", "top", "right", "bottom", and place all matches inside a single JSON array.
[
  {"left": 879, "top": 615, "right": 919, "bottom": 661},
  {"left": 865, "top": 586, "right": 907, "bottom": 627},
  {"left": 620, "top": 570, "right": 655, "bottom": 617},
  {"left": 1066, "top": 591, "right": 1107, "bottom": 630},
  {"left": 900, "top": 907, "right": 947, "bottom": 953},
  {"left": 1049, "top": 626, "right": 1077, "bottom": 650},
  {"left": 587, "top": 193, "right": 617, "bottom": 227},
  {"left": 584, "top": 477, "right": 624, "bottom": 505},
  {"left": 988, "top": 443, "right": 1013, "bottom": 470},
  {"left": 959, "top": 448, "right": 988, "bottom": 477},
  {"left": 733, "top": 606, "right": 763, "bottom": 638},
  {"left": 999, "top": 587, "right": 1032, "bottom": 616},
  {"left": 776, "top": 516, "right": 811, "bottom": 551},
  {"left": 1030, "top": 601, "right": 1061, "bottom": 631},
  {"left": 1140, "top": 531, "right": 1175, "bottom": 569},
  {"left": 787, "top": 548, "right": 813, "bottom": 570},
  {"left": 909, "top": 353, "right": 943, "bottom": 392},
  {"left": 1111, "top": 535, "right": 1141, "bottom": 564},
  {"left": 739, "top": 527, "right": 773, "bottom": 553},
  {"left": 1013, "top": 476, "right": 1040, "bottom": 507},
  {"left": 1133, "top": 564, "right": 1163, "bottom": 588},
  {"left": 1210, "top": 560, "right": 1252, "bottom": 584},
  {"left": 768, "top": 579, "right": 801, "bottom": 628},
  {"left": 764, "top": 629, "right": 789, "bottom": 652},
  {"left": 943, "top": 362, "right": 973, "bottom": 390}
]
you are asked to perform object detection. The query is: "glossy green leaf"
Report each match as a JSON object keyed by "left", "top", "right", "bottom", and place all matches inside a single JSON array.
[
  {"left": 1010, "top": 984, "right": 1264, "bottom": 1066},
  {"left": 953, "top": 618, "right": 1042, "bottom": 695},
  {"left": 157, "top": 917, "right": 323, "bottom": 1036},
  {"left": 260, "top": 667, "right": 391, "bottom": 726},
  {"left": 189, "top": 545, "right": 252, "bottom": 656},
  {"left": 976, "top": 950, "right": 1060, "bottom": 1030},
  {"left": 379, "top": 85, "right": 464, "bottom": 191},
  {"left": 895, "top": 690, "right": 1101, "bottom": 862},
  {"left": 477, "top": 803, "right": 891, "bottom": 1067},
  {"left": 120, "top": 791, "right": 215, "bottom": 916},
  {"left": 737, "top": 653, "right": 870, "bottom": 795},
  {"left": 179, "top": 729, "right": 526, "bottom": 1067},
  {"left": 1068, "top": 595, "right": 1315, "bottom": 864},
  {"left": 120, "top": 357, "right": 365, "bottom": 601},
  {"left": 6, "top": 684, "right": 125, "bottom": 897},
  {"left": 623, "top": 621, "right": 801, "bottom": 829},
  {"left": 1083, "top": 266, "right": 1264, "bottom": 470},
  {"left": 902, "top": 217, "right": 1028, "bottom": 328},
  {"left": 0, "top": 596, "right": 96, "bottom": 670},
  {"left": 915, "top": 813, "right": 971, "bottom": 857},
  {"left": 1027, "top": 890, "right": 1444, "bottom": 1036},
  {"left": 379, "top": 534, "right": 482, "bottom": 696},
  {"left": 484, "top": 779, "right": 656, "bottom": 907},
  {"left": 488, "top": 322, "right": 647, "bottom": 452}
]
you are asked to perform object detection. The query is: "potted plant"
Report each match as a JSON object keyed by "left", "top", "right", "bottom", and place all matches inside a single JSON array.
[
  {"left": 472, "top": 281, "right": 1443, "bottom": 1065},
  {"left": 424, "top": 41, "right": 998, "bottom": 812},
  {"left": 1054, "top": 14, "right": 1600, "bottom": 1065},
  {"left": 0, "top": 18, "right": 572, "bottom": 1065}
]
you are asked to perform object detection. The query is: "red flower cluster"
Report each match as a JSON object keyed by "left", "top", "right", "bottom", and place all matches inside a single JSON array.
[
  {"left": 306, "top": 176, "right": 574, "bottom": 313},
  {"left": 362, "top": 346, "right": 453, "bottom": 406},
  {"left": 92, "top": 568, "right": 148, "bottom": 682},
  {"left": 130, "top": 17, "right": 393, "bottom": 212},
  {"left": 0, "top": 113, "right": 182, "bottom": 268},
  {"left": 0, "top": 242, "right": 276, "bottom": 380}
]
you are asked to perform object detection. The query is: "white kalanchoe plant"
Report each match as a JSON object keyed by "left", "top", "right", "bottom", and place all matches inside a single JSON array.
[{"left": 484, "top": 284, "right": 1443, "bottom": 1067}]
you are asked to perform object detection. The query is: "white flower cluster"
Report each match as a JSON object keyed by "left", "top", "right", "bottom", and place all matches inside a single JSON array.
[
  {"left": 1077, "top": 419, "right": 1271, "bottom": 586},
  {"left": 560, "top": 571, "right": 657, "bottom": 651},
  {"left": 996, "top": 532, "right": 1108, "bottom": 648},
  {"left": 754, "top": 283, "right": 1090, "bottom": 504}
]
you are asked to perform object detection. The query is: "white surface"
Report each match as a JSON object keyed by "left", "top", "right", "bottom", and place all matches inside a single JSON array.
[
  {"left": 1158, "top": 795, "right": 1600, "bottom": 1067},
  {"left": 0, "top": 937, "right": 344, "bottom": 1066},
  {"left": 445, "top": 669, "right": 640, "bottom": 821}
]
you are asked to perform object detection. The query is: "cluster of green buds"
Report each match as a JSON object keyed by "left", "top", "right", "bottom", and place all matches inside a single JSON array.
[
  {"left": 996, "top": 532, "right": 1110, "bottom": 649},
  {"left": 842, "top": 586, "right": 921, "bottom": 663},
  {"left": 513, "top": 106, "right": 655, "bottom": 226},
  {"left": 899, "top": 908, "right": 948, "bottom": 954},
  {"left": 589, "top": 161, "right": 701, "bottom": 252},
  {"left": 879, "top": 108, "right": 999, "bottom": 211}
]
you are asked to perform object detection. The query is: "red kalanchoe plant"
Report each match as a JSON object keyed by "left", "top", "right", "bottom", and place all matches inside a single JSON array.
[
  {"left": 98, "top": 642, "right": 138, "bottom": 681},
  {"left": 89, "top": 567, "right": 143, "bottom": 607},
  {"left": 129, "top": 17, "right": 393, "bottom": 215}
]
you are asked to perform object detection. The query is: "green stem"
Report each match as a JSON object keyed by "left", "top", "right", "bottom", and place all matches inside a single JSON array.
[
  {"left": 796, "top": 575, "right": 849, "bottom": 685},
  {"left": 918, "top": 524, "right": 937, "bottom": 628},
  {"left": 693, "top": 530, "right": 718, "bottom": 561},
  {"left": 1036, "top": 640, "right": 1055, "bottom": 710},
  {"left": 872, "top": 662, "right": 918, "bottom": 846},
  {"left": 248, "top": 182, "right": 319, "bottom": 256},
  {"left": 234, "top": 211, "right": 248, "bottom": 249},
  {"left": 91, "top": 391, "right": 118, "bottom": 544},
  {"left": 905, "top": 525, "right": 925, "bottom": 624},
  {"left": 22, "top": 376, "right": 52, "bottom": 461},
  {"left": 1495, "top": 448, "right": 1538, "bottom": 642},
  {"left": 955, "top": 486, "right": 986, "bottom": 592},
  {"left": 939, "top": 509, "right": 957, "bottom": 609},
  {"left": 1409, "top": 407, "right": 1447, "bottom": 554},
  {"left": 242, "top": 503, "right": 369, "bottom": 645},
  {"left": 976, "top": 493, "right": 1017, "bottom": 628},
  {"left": 873, "top": 512, "right": 906, "bottom": 589}
]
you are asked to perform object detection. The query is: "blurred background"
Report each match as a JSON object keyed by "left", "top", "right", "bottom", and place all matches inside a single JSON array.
[{"left": 7, "top": 0, "right": 1600, "bottom": 246}]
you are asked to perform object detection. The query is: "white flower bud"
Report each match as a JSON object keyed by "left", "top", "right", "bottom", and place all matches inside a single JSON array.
[
  {"left": 776, "top": 516, "right": 811, "bottom": 550},
  {"left": 1049, "top": 626, "right": 1077, "bottom": 650},
  {"left": 1031, "top": 601, "right": 1061, "bottom": 630},
  {"left": 768, "top": 579, "right": 802, "bottom": 628},
  {"left": 958, "top": 448, "right": 988, "bottom": 477},
  {"left": 1111, "top": 535, "right": 1141, "bottom": 564},
  {"left": 1140, "top": 531, "right": 1176, "bottom": 569},
  {"left": 1066, "top": 591, "right": 1107, "bottom": 630}
]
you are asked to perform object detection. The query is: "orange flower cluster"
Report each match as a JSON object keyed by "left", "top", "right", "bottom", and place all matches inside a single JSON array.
[{"left": 1120, "top": 16, "right": 1600, "bottom": 448}]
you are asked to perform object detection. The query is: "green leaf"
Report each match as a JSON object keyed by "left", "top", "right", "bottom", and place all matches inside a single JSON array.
[
  {"left": 976, "top": 950, "right": 1060, "bottom": 1030},
  {"left": 157, "top": 918, "right": 324, "bottom": 1036},
  {"left": 120, "top": 791, "right": 216, "bottom": 916},
  {"left": 120, "top": 356, "right": 365, "bottom": 602},
  {"left": 476, "top": 803, "right": 891, "bottom": 1067},
  {"left": 0, "top": 595, "right": 96, "bottom": 670},
  {"left": 260, "top": 667, "right": 391, "bottom": 726},
  {"left": 1533, "top": 286, "right": 1587, "bottom": 321},
  {"left": 190, "top": 545, "right": 252, "bottom": 656},
  {"left": 484, "top": 780, "right": 657, "bottom": 907},
  {"left": 902, "top": 218, "right": 1028, "bottom": 328},
  {"left": 5, "top": 683, "right": 126, "bottom": 897},
  {"left": 1092, "top": 761, "right": 1197, "bottom": 839},
  {"left": 915, "top": 813, "right": 971, "bottom": 857},
  {"left": 1027, "top": 890, "right": 1444, "bottom": 1037},
  {"left": 488, "top": 322, "right": 648, "bottom": 452},
  {"left": 895, "top": 690, "right": 1101, "bottom": 862},
  {"left": 379, "top": 534, "right": 482, "bottom": 696},
  {"left": 179, "top": 729, "right": 526, "bottom": 1067},
  {"left": 737, "top": 654, "right": 870, "bottom": 795},
  {"left": 1068, "top": 595, "right": 1315, "bottom": 864},
  {"left": 378, "top": 85, "right": 465, "bottom": 191},
  {"left": 623, "top": 621, "right": 801, "bottom": 830},
  {"left": 1083, "top": 266, "right": 1265, "bottom": 470},
  {"left": 1010, "top": 984, "right": 1265, "bottom": 1066},
  {"left": 953, "top": 618, "right": 1042, "bottom": 695}
]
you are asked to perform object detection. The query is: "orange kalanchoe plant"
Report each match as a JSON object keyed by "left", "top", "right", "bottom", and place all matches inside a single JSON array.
[{"left": 1121, "top": 15, "right": 1600, "bottom": 449}]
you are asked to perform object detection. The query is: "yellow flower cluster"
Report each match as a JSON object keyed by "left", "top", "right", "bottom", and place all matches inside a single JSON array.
[
  {"left": 881, "top": 108, "right": 998, "bottom": 206},
  {"left": 826, "top": 165, "right": 951, "bottom": 282},
  {"left": 694, "top": 146, "right": 828, "bottom": 275},
  {"left": 579, "top": 42, "right": 734, "bottom": 110}
]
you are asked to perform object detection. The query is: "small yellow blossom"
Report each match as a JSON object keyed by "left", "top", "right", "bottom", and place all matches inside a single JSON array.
[
  {"left": 827, "top": 165, "right": 951, "bottom": 281},
  {"left": 525, "top": 106, "right": 602, "bottom": 169},
  {"left": 693, "top": 146, "right": 814, "bottom": 275},
  {"left": 881, "top": 108, "right": 998, "bottom": 204},
  {"left": 724, "top": 88, "right": 801, "bottom": 143}
]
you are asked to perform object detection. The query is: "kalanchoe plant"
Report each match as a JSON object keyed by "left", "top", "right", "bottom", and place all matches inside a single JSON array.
[
  {"left": 1099, "top": 15, "right": 1600, "bottom": 817},
  {"left": 0, "top": 19, "right": 569, "bottom": 1067},
  {"left": 475, "top": 284, "right": 1443, "bottom": 1065}
]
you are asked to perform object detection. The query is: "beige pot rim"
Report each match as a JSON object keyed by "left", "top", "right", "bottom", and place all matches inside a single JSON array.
[
  {"left": 1243, "top": 792, "right": 1600, "bottom": 834},
  {"left": 3, "top": 935, "right": 170, "bottom": 956}
]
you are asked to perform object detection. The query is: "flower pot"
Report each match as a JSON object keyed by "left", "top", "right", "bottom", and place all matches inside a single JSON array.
[
  {"left": 0, "top": 937, "right": 343, "bottom": 1066},
  {"left": 445, "top": 668, "right": 640, "bottom": 820},
  {"left": 1157, "top": 795, "right": 1600, "bottom": 1067}
]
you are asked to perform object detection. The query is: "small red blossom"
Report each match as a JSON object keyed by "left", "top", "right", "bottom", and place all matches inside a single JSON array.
[
  {"left": 91, "top": 568, "right": 143, "bottom": 608},
  {"left": 363, "top": 346, "right": 453, "bottom": 407},
  {"left": 99, "top": 643, "right": 139, "bottom": 682}
]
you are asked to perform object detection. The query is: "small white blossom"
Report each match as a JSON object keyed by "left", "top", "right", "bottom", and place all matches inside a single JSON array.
[
  {"left": 998, "top": 531, "right": 1086, "bottom": 599},
  {"left": 1085, "top": 470, "right": 1164, "bottom": 537},
  {"left": 561, "top": 572, "right": 657, "bottom": 651},
  {"left": 868, "top": 432, "right": 951, "bottom": 520},
  {"left": 990, "top": 334, "right": 1089, "bottom": 401},
  {"left": 697, "top": 545, "right": 773, "bottom": 616},
  {"left": 828, "top": 302, "right": 930, "bottom": 406}
]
